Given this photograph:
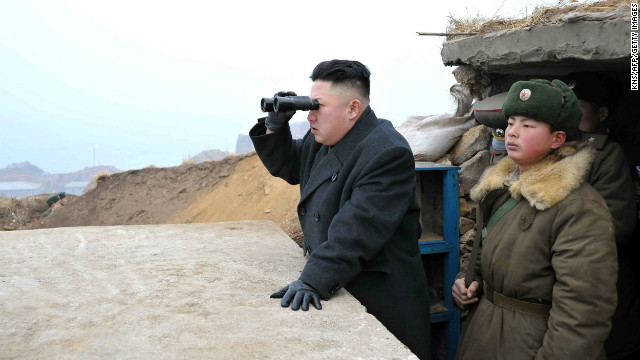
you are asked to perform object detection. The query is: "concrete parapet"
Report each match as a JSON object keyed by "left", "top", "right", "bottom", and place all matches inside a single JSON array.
[{"left": 0, "top": 221, "right": 416, "bottom": 359}]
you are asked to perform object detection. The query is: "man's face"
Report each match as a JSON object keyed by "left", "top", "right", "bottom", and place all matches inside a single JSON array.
[
  {"left": 578, "top": 100, "right": 606, "bottom": 133},
  {"left": 307, "top": 81, "right": 356, "bottom": 146},
  {"left": 60, "top": 198, "right": 67, "bottom": 206}
]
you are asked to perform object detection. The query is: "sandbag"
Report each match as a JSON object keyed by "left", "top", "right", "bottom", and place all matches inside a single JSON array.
[{"left": 396, "top": 114, "right": 476, "bottom": 161}]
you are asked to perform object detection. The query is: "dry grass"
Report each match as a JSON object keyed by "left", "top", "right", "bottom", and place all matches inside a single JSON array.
[
  {"left": 446, "top": 0, "right": 631, "bottom": 40},
  {"left": 82, "top": 170, "right": 112, "bottom": 194},
  {"left": 0, "top": 197, "right": 17, "bottom": 210},
  {"left": 0, "top": 197, "right": 35, "bottom": 229},
  {"left": 0, "top": 199, "right": 20, "bottom": 230},
  {"left": 181, "top": 157, "right": 195, "bottom": 166},
  {"left": 92, "top": 170, "right": 111, "bottom": 183}
]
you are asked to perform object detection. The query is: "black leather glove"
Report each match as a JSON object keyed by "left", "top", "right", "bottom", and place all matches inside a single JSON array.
[
  {"left": 270, "top": 279, "right": 322, "bottom": 311},
  {"left": 265, "top": 91, "right": 297, "bottom": 131}
]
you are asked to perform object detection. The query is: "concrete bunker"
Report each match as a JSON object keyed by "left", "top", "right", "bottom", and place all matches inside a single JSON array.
[{"left": 440, "top": 0, "right": 637, "bottom": 175}]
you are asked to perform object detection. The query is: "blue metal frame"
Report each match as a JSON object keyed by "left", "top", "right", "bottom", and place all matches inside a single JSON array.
[{"left": 415, "top": 162, "right": 461, "bottom": 360}]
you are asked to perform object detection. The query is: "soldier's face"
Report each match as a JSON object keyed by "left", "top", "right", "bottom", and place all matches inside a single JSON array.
[
  {"left": 307, "top": 81, "right": 357, "bottom": 146},
  {"left": 505, "top": 116, "right": 565, "bottom": 173},
  {"left": 578, "top": 100, "right": 607, "bottom": 134}
]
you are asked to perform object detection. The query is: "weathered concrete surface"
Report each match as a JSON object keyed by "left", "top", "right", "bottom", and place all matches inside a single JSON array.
[
  {"left": 441, "top": 18, "right": 631, "bottom": 73},
  {"left": 0, "top": 221, "right": 416, "bottom": 359}
]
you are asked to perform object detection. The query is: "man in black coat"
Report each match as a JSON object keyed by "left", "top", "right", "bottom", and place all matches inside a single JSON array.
[{"left": 249, "top": 59, "right": 431, "bottom": 359}]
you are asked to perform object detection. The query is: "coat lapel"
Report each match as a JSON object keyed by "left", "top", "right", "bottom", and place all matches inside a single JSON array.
[
  {"left": 300, "top": 148, "right": 342, "bottom": 203},
  {"left": 299, "top": 106, "right": 379, "bottom": 204}
]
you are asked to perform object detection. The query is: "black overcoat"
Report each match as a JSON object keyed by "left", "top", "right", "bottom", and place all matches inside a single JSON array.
[{"left": 250, "top": 107, "right": 431, "bottom": 359}]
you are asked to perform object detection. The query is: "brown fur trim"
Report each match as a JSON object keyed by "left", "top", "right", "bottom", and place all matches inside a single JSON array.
[
  {"left": 470, "top": 141, "right": 595, "bottom": 209},
  {"left": 470, "top": 157, "right": 516, "bottom": 201}
]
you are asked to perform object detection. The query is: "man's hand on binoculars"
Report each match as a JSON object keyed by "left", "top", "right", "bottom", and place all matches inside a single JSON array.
[{"left": 265, "top": 91, "right": 297, "bottom": 131}]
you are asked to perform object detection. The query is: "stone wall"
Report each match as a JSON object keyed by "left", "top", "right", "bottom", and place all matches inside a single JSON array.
[
  {"left": 435, "top": 66, "right": 495, "bottom": 257},
  {"left": 449, "top": 123, "right": 491, "bottom": 255}
]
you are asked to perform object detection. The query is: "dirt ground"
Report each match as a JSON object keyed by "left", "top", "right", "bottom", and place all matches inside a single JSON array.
[
  {"left": 171, "top": 154, "right": 302, "bottom": 243},
  {"left": 11, "top": 153, "right": 302, "bottom": 243}
]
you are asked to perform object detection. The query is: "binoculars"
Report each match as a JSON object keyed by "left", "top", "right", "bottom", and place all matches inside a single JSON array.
[{"left": 261, "top": 95, "right": 319, "bottom": 112}]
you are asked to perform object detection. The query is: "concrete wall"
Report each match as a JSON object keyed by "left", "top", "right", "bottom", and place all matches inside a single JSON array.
[
  {"left": 441, "top": 17, "right": 631, "bottom": 74},
  {"left": 0, "top": 221, "right": 417, "bottom": 359}
]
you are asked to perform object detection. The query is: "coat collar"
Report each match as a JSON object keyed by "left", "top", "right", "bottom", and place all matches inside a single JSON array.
[
  {"left": 300, "top": 106, "right": 379, "bottom": 203},
  {"left": 330, "top": 106, "right": 379, "bottom": 162},
  {"left": 470, "top": 141, "right": 596, "bottom": 210}
]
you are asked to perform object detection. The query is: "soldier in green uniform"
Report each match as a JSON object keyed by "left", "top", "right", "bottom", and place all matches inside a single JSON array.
[
  {"left": 473, "top": 77, "right": 638, "bottom": 359},
  {"left": 570, "top": 72, "right": 640, "bottom": 360},
  {"left": 39, "top": 194, "right": 60, "bottom": 220},
  {"left": 57, "top": 192, "right": 68, "bottom": 206},
  {"left": 453, "top": 79, "right": 617, "bottom": 360}
]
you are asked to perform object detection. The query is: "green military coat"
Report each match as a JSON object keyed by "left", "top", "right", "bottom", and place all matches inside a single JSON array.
[
  {"left": 457, "top": 142, "right": 618, "bottom": 360},
  {"left": 39, "top": 207, "right": 53, "bottom": 220},
  {"left": 584, "top": 134, "right": 640, "bottom": 357}
]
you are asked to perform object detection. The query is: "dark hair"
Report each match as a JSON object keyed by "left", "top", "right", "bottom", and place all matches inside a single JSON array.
[{"left": 310, "top": 60, "right": 371, "bottom": 100}]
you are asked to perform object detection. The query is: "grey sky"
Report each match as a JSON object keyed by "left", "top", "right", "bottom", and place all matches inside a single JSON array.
[{"left": 1, "top": 0, "right": 557, "bottom": 173}]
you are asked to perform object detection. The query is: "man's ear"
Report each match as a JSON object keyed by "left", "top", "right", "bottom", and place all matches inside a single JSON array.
[
  {"left": 550, "top": 130, "right": 567, "bottom": 149},
  {"left": 347, "top": 99, "right": 362, "bottom": 121},
  {"left": 598, "top": 106, "right": 609, "bottom": 123}
]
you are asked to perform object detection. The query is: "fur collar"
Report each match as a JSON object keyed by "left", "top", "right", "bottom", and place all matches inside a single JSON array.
[{"left": 470, "top": 141, "right": 595, "bottom": 210}]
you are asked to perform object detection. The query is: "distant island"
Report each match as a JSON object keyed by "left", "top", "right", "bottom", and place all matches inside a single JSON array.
[
  {"left": 1, "top": 122, "right": 311, "bottom": 198},
  {"left": 0, "top": 162, "right": 120, "bottom": 198}
]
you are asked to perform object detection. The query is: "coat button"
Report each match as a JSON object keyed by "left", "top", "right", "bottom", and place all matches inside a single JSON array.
[
  {"left": 331, "top": 173, "right": 337, "bottom": 181},
  {"left": 299, "top": 207, "right": 306, "bottom": 216},
  {"left": 306, "top": 244, "right": 312, "bottom": 255},
  {"left": 314, "top": 212, "right": 320, "bottom": 221}
]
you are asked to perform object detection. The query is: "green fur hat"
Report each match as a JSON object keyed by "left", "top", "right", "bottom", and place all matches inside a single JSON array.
[
  {"left": 46, "top": 194, "right": 60, "bottom": 206},
  {"left": 502, "top": 79, "right": 583, "bottom": 138}
]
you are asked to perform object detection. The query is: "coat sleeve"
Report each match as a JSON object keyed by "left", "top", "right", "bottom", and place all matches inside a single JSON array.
[
  {"left": 453, "top": 232, "right": 483, "bottom": 312},
  {"left": 536, "top": 192, "right": 618, "bottom": 360},
  {"left": 249, "top": 119, "right": 303, "bottom": 185},
  {"left": 456, "top": 191, "right": 509, "bottom": 289},
  {"left": 299, "top": 145, "right": 419, "bottom": 299}
]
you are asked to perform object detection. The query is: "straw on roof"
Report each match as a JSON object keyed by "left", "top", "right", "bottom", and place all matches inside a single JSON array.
[{"left": 445, "top": 0, "right": 631, "bottom": 41}]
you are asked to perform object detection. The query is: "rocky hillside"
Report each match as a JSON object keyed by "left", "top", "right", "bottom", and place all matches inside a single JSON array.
[{"left": 15, "top": 152, "right": 302, "bottom": 243}]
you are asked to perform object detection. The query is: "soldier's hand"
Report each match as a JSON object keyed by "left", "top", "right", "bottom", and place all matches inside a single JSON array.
[
  {"left": 270, "top": 279, "right": 322, "bottom": 311},
  {"left": 265, "top": 91, "right": 297, "bottom": 132},
  {"left": 452, "top": 278, "right": 479, "bottom": 307}
]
